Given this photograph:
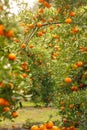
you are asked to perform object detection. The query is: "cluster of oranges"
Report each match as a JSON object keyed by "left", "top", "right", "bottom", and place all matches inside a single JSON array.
[
  {"left": 0, "top": 98, "right": 18, "bottom": 118},
  {"left": 64, "top": 61, "right": 83, "bottom": 83},
  {"left": 0, "top": 24, "right": 15, "bottom": 62},
  {"left": 65, "top": 10, "right": 76, "bottom": 24},
  {"left": 0, "top": 24, "right": 14, "bottom": 38},
  {"left": 38, "top": 0, "right": 51, "bottom": 8},
  {"left": 30, "top": 121, "right": 78, "bottom": 130},
  {"left": 64, "top": 61, "right": 83, "bottom": 92},
  {"left": 71, "top": 26, "right": 79, "bottom": 34},
  {"left": 61, "top": 126, "right": 78, "bottom": 130},
  {"left": 31, "top": 121, "right": 60, "bottom": 130},
  {"left": 0, "top": 98, "right": 9, "bottom": 106}
]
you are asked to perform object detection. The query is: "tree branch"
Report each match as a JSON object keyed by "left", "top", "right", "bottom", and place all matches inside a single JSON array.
[{"left": 23, "top": 21, "right": 61, "bottom": 44}]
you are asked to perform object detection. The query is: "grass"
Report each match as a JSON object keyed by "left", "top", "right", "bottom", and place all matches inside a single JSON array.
[{"left": 0, "top": 102, "right": 61, "bottom": 128}]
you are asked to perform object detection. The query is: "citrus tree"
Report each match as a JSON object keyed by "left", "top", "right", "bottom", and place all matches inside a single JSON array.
[{"left": 0, "top": 0, "right": 31, "bottom": 120}]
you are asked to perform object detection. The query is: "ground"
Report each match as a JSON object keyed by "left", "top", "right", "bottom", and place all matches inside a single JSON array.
[{"left": 0, "top": 105, "right": 59, "bottom": 130}]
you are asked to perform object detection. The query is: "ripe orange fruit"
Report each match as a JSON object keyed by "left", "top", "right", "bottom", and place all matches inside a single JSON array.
[
  {"left": 0, "top": 82, "right": 5, "bottom": 88},
  {"left": 69, "top": 11, "right": 75, "bottom": 17},
  {"left": 52, "top": 52, "right": 58, "bottom": 57},
  {"left": 61, "top": 127, "right": 67, "bottom": 130},
  {"left": 0, "top": 98, "right": 9, "bottom": 106},
  {"left": 52, "top": 126, "right": 60, "bottom": 130},
  {"left": 71, "top": 26, "right": 79, "bottom": 34},
  {"left": 39, "top": 124, "right": 46, "bottom": 130},
  {"left": 29, "top": 24, "right": 34, "bottom": 28},
  {"left": 38, "top": 8, "right": 44, "bottom": 14},
  {"left": 49, "top": 26, "right": 53, "bottom": 30},
  {"left": 8, "top": 53, "right": 16, "bottom": 61},
  {"left": 65, "top": 18, "right": 72, "bottom": 24},
  {"left": 4, "top": 100, "right": 9, "bottom": 106},
  {"left": 76, "top": 61, "right": 83, "bottom": 67},
  {"left": 37, "top": 31, "right": 43, "bottom": 36},
  {"left": 49, "top": 43, "right": 52, "bottom": 47},
  {"left": 37, "top": 22, "right": 42, "bottom": 28},
  {"left": 21, "top": 62, "right": 28, "bottom": 70},
  {"left": 13, "top": 38, "right": 19, "bottom": 43},
  {"left": 25, "top": 29, "right": 28, "bottom": 34},
  {"left": 64, "top": 77, "right": 72, "bottom": 83},
  {"left": 43, "top": 1, "right": 51, "bottom": 8},
  {"left": 69, "top": 104, "right": 74, "bottom": 109},
  {"left": 73, "top": 64, "right": 78, "bottom": 69},
  {"left": 53, "top": 35, "right": 59, "bottom": 39},
  {"left": 70, "top": 126, "right": 76, "bottom": 130},
  {"left": 12, "top": 111, "right": 18, "bottom": 118},
  {"left": 74, "top": 86, "right": 78, "bottom": 91},
  {"left": 21, "top": 73, "right": 27, "bottom": 78},
  {"left": 71, "top": 86, "right": 75, "bottom": 91},
  {"left": 41, "top": 18, "right": 46, "bottom": 23},
  {"left": 3, "top": 107, "right": 10, "bottom": 112},
  {"left": 30, "top": 45, "right": 34, "bottom": 49},
  {"left": 21, "top": 43, "right": 26, "bottom": 49},
  {"left": 49, "top": 18, "right": 53, "bottom": 22},
  {"left": 71, "top": 86, "right": 78, "bottom": 91},
  {"left": 0, "top": 24, "right": 5, "bottom": 35},
  {"left": 38, "top": 0, "right": 44, "bottom": 3},
  {"left": 5, "top": 30, "right": 14, "bottom": 38},
  {"left": 0, "top": 98, "right": 6, "bottom": 105},
  {"left": 22, "top": 62, "right": 28, "bottom": 66},
  {"left": 61, "top": 106, "right": 65, "bottom": 110},
  {"left": 46, "top": 121, "right": 54, "bottom": 129},
  {"left": 31, "top": 125, "right": 39, "bottom": 130},
  {"left": 42, "top": 29, "right": 46, "bottom": 34}
]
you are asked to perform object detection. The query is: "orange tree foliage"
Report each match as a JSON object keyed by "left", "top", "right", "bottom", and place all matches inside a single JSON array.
[{"left": 0, "top": 0, "right": 87, "bottom": 129}]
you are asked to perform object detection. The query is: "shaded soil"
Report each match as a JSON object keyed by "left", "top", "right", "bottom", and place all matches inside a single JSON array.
[
  {"left": 0, "top": 123, "right": 23, "bottom": 130},
  {"left": 0, "top": 128, "right": 27, "bottom": 130}
]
